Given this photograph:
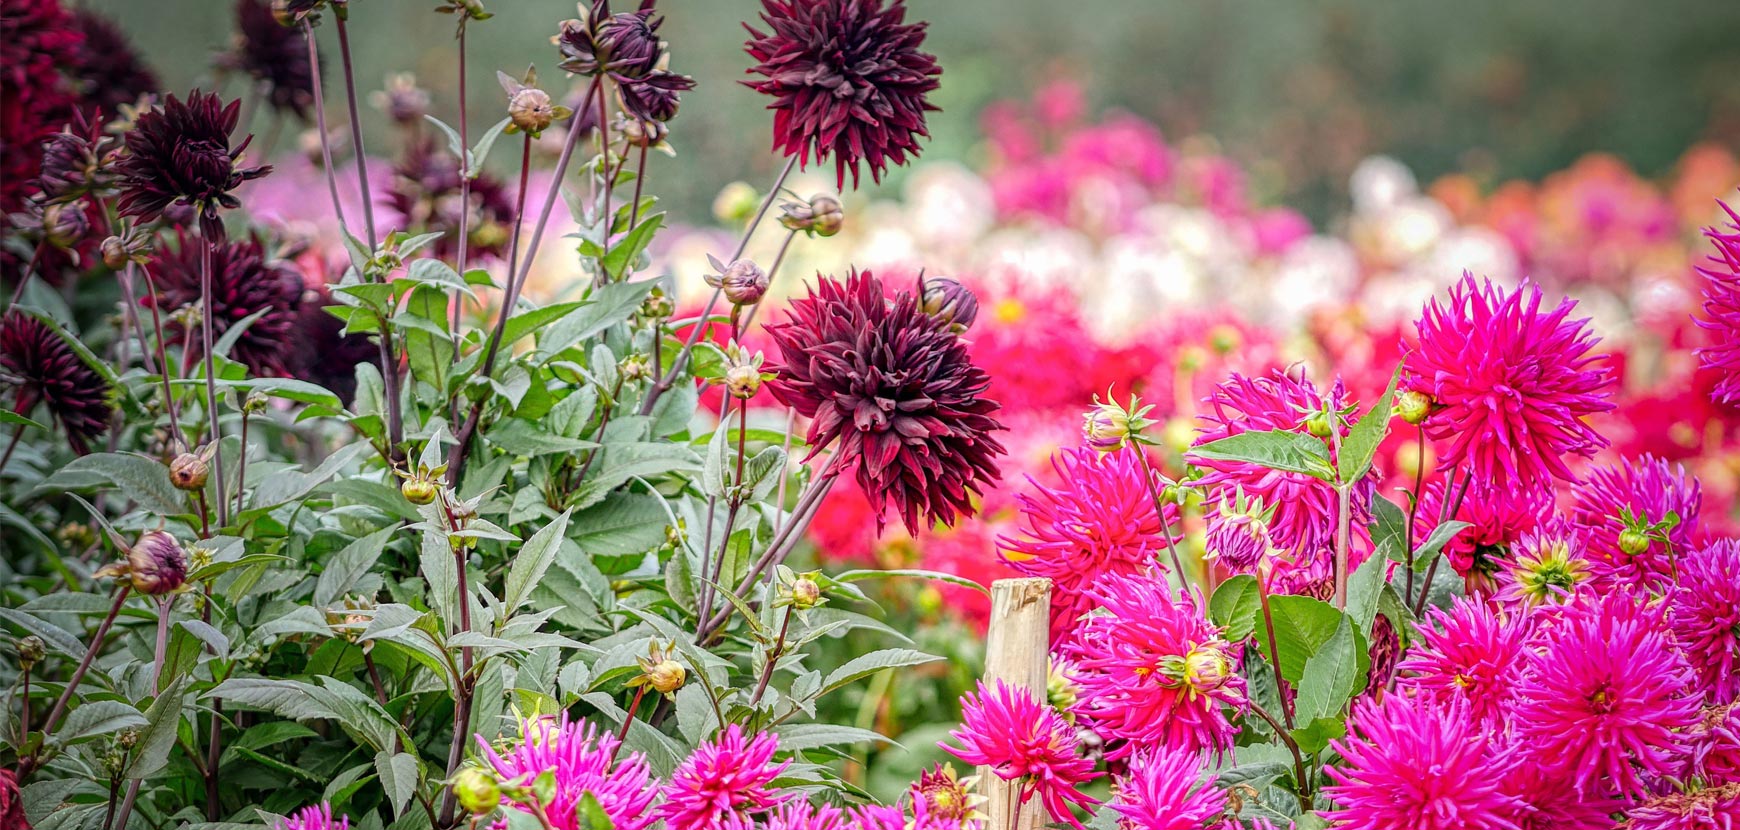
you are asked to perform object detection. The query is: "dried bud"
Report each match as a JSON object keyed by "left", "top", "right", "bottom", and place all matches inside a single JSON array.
[
  {"left": 508, "top": 86, "right": 556, "bottom": 136},
  {"left": 779, "top": 193, "right": 844, "bottom": 237},
  {"left": 41, "top": 203, "right": 89, "bottom": 249},
  {"left": 452, "top": 767, "right": 501, "bottom": 816},
  {"left": 1396, "top": 389, "right": 1432, "bottom": 425},
  {"left": 16, "top": 635, "right": 45, "bottom": 670},
  {"left": 168, "top": 452, "right": 209, "bottom": 491},
  {"left": 1618, "top": 528, "right": 1651, "bottom": 557},
  {"left": 706, "top": 260, "right": 768, "bottom": 306},
  {"left": 920, "top": 276, "right": 979, "bottom": 331},
  {"left": 126, "top": 531, "right": 188, "bottom": 595}
]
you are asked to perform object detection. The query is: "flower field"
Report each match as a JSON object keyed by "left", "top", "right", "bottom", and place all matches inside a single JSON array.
[{"left": 2, "top": 1, "right": 1739, "bottom": 829}]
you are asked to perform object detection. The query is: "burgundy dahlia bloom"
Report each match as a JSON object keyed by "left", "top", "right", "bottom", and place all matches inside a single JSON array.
[
  {"left": 37, "top": 110, "right": 117, "bottom": 205},
  {"left": 67, "top": 8, "right": 159, "bottom": 117},
  {"left": 1403, "top": 273, "right": 1614, "bottom": 490},
  {"left": 557, "top": 1, "right": 668, "bottom": 80},
  {"left": 1322, "top": 695, "right": 1522, "bottom": 830},
  {"left": 1696, "top": 198, "right": 1740, "bottom": 405},
  {"left": 476, "top": 714, "right": 659, "bottom": 830},
  {"left": 743, "top": 0, "right": 941, "bottom": 189},
  {"left": 219, "top": 0, "right": 318, "bottom": 121},
  {"left": 766, "top": 269, "right": 1006, "bottom": 535},
  {"left": 659, "top": 724, "right": 790, "bottom": 830},
  {"left": 941, "top": 678, "right": 1099, "bottom": 829},
  {"left": 387, "top": 138, "right": 516, "bottom": 261},
  {"left": 114, "top": 89, "right": 272, "bottom": 237},
  {"left": 0, "top": 0, "right": 83, "bottom": 215},
  {"left": 147, "top": 230, "right": 303, "bottom": 378},
  {"left": 617, "top": 70, "right": 696, "bottom": 123},
  {"left": 1396, "top": 597, "right": 1532, "bottom": 724},
  {"left": 0, "top": 310, "right": 110, "bottom": 454},
  {"left": 1111, "top": 746, "right": 1227, "bottom": 830},
  {"left": 1569, "top": 455, "right": 1701, "bottom": 590},
  {"left": 1668, "top": 540, "right": 1740, "bottom": 704}
]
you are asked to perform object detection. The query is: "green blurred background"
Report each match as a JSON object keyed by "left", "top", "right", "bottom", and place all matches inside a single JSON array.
[{"left": 85, "top": 0, "right": 1740, "bottom": 222}]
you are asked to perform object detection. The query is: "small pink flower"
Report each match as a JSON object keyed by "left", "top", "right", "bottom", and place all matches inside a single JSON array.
[
  {"left": 940, "top": 678, "right": 1099, "bottom": 829},
  {"left": 278, "top": 803, "right": 349, "bottom": 830},
  {"left": 659, "top": 724, "right": 790, "bottom": 830}
]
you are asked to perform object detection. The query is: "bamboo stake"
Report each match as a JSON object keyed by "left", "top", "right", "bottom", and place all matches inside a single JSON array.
[{"left": 982, "top": 577, "right": 1050, "bottom": 830}]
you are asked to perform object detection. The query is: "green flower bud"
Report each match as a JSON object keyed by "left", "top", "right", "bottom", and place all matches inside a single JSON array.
[
  {"left": 1396, "top": 389, "right": 1433, "bottom": 425},
  {"left": 452, "top": 767, "right": 501, "bottom": 815}
]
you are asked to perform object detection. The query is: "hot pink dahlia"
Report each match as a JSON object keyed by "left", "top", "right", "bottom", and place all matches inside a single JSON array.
[
  {"left": 1111, "top": 746, "right": 1227, "bottom": 830},
  {"left": 721, "top": 801, "right": 845, "bottom": 830},
  {"left": 1404, "top": 273, "right": 1614, "bottom": 490},
  {"left": 1514, "top": 592, "right": 1701, "bottom": 799},
  {"left": 1695, "top": 199, "right": 1740, "bottom": 405},
  {"left": 1396, "top": 597, "right": 1533, "bottom": 724},
  {"left": 1570, "top": 455, "right": 1702, "bottom": 590},
  {"left": 998, "top": 447, "right": 1179, "bottom": 629},
  {"left": 475, "top": 714, "right": 659, "bottom": 830},
  {"left": 1061, "top": 571, "right": 1245, "bottom": 757},
  {"left": 1494, "top": 762, "right": 1621, "bottom": 830},
  {"left": 1191, "top": 370, "right": 1373, "bottom": 559},
  {"left": 1623, "top": 783, "right": 1740, "bottom": 830},
  {"left": 940, "top": 678, "right": 1100, "bottom": 829},
  {"left": 1322, "top": 695, "right": 1522, "bottom": 830},
  {"left": 278, "top": 803, "right": 349, "bottom": 830},
  {"left": 659, "top": 724, "right": 790, "bottom": 830},
  {"left": 1668, "top": 540, "right": 1740, "bottom": 703},
  {"left": 1415, "top": 480, "right": 1551, "bottom": 581},
  {"left": 1682, "top": 702, "right": 1740, "bottom": 785},
  {"left": 1493, "top": 517, "right": 1597, "bottom": 609}
]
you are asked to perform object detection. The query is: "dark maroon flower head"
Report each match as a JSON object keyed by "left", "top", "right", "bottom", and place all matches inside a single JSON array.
[
  {"left": 114, "top": 90, "right": 272, "bottom": 238},
  {"left": 0, "top": 310, "right": 110, "bottom": 455},
  {"left": 220, "top": 0, "right": 318, "bottom": 121},
  {"left": 744, "top": 0, "right": 941, "bottom": 189},
  {"left": 616, "top": 70, "right": 693, "bottom": 123},
  {"left": 148, "top": 229, "right": 303, "bottom": 377},
  {"left": 37, "top": 108, "right": 117, "bottom": 204},
  {"left": 766, "top": 269, "right": 1005, "bottom": 534},
  {"left": 67, "top": 9, "right": 160, "bottom": 117},
  {"left": 387, "top": 137, "right": 516, "bottom": 260},
  {"left": 1, "top": 0, "right": 85, "bottom": 215},
  {"left": 290, "top": 287, "right": 377, "bottom": 406},
  {"left": 557, "top": 0, "right": 668, "bottom": 80}
]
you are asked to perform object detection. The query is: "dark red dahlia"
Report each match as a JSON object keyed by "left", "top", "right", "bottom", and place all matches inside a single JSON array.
[
  {"left": 114, "top": 90, "right": 271, "bottom": 237},
  {"left": 557, "top": 1, "right": 668, "bottom": 80},
  {"left": 766, "top": 269, "right": 1005, "bottom": 534},
  {"left": 218, "top": 0, "right": 317, "bottom": 121},
  {"left": 744, "top": 0, "right": 941, "bottom": 189},
  {"left": 0, "top": 310, "right": 111, "bottom": 454},
  {"left": 387, "top": 137, "right": 516, "bottom": 260},
  {"left": 67, "top": 9, "right": 160, "bottom": 117},
  {"left": 616, "top": 70, "right": 694, "bottom": 123},
  {"left": 146, "top": 230, "right": 303, "bottom": 377},
  {"left": 37, "top": 109, "right": 117, "bottom": 204},
  {"left": 0, "top": 0, "right": 84, "bottom": 215},
  {"left": 289, "top": 288, "right": 378, "bottom": 406}
]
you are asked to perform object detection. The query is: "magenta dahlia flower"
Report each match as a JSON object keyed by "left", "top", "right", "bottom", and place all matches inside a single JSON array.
[
  {"left": 1061, "top": 571, "right": 1245, "bottom": 757},
  {"left": 721, "top": 801, "right": 845, "bottom": 830},
  {"left": 1111, "top": 746, "right": 1227, "bottom": 830},
  {"left": 1682, "top": 702, "right": 1740, "bottom": 784},
  {"left": 1624, "top": 784, "right": 1740, "bottom": 830},
  {"left": 1190, "top": 370, "right": 1373, "bottom": 560},
  {"left": 1, "top": 310, "right": 111, "bottom": 454},
  {"left": 148, "top": 230, "right": 305, "bottom": 378},
  {"left": 1514, "top": 592, "right": 1701, "bottom": 799},
  {"left": 1668, "top": 540, "right": 1740, "bottom": 703},
  {"left": 278, "top": 803, "right": 349, "bottom": 830},
  {"left": 1415, "top": 479, "right": 1550, "bottom": 580},
  {"left": 1493, "top": 762, "right": 1619, "bottom": 830},
  {"left": 997, "top": 446, "right": 1179, "bottom": 628},
  {"left": 1403, "top": 274, "right": 1614, "bottom": 490},
  {"left": 659, "top": 724, "right": 790, "bottom": 830},
  {"left": 1396, "top": 597, "right": 1532, "bottom": 724},
  {"left": 1569, "top": 455, "right": 1702, "bottom": 590},
  {"left": 1696, "top": 199, "right": 1740, "bottom": 405},
  {"left": 743, "top": 0, "right": 940, "bottom": 189},
  {"left": 907, "top": 763, "right": 983, "bottom": 830},
  {"left": 940, "top": 678, "right": 1099, "bottom": 829},
  {"left": 765, "top": 270, "right": 1006, "bottom": 535},
  {"left": 475, "top": 714, "right": 659, "bottom": 830},
  {"left": 1322, "top": 695, "right": 1522, "bottom": 830},
  {"left": 115, "top": 89, "right": 271, "bottom": 237},
  {"left": 1493, "top": 518, "right": 1596, "bottom": 609}
]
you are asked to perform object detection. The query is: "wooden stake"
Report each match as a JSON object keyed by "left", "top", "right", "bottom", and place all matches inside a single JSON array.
[{"left": 983, "top": 577, "right": 1051, "bottom": 830}]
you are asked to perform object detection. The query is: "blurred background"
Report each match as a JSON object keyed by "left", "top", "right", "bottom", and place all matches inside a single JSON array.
[{"left": 85, "top": 0, "right": 1740, "bottom": 223}]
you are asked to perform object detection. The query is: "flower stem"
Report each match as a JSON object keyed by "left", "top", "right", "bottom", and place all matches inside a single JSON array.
[
  {"left": 0, "top": 421, "right": 23, "bottom": 473},
  {"left": 1404, "top": 424, "right": 1425, "bottom": 602},
  {"left": 613, "top": 685, "right": 647, "bottom": 758},
  {"left": 736, "top": 229, "right": 798, "bottom": 333},
  {"left": 332, "top": 15, "right": 376, "bottom": 247},
  {"left": 1330, "top": 422, "right": 1350, "bottom": 610},
  {"left": 698, "top": 399, "right": 751, "bottom": 625},
  {"left": 109, "top": 595, "right": 173, "bottom": 830},
  {"left": 628, "top": 141, "right": 650, "bottom": 231},
  {"left": 302, "top": 20, "right": 350, "bottom": 230},
  {"left": 451, "top": 24, "right": 471, "bottom": 354},
  {"left": 1257, "top": 574, "right": 1295, "bottom": 729},
  {"left": 137, "top": 266, "right": 185, "bottom": 450},
  {"left": 437, "top": 492, "right": 477, "bottom": 827},
  {"left": 749, "top": 606, "right": 795, "bottom": 713},
  {"left": 200, "top": 235, "right": 230, "bottom": 529},
  {"left": 696, "top": 462, "right": 839, "bottom": 643},
  {"left": 1246, "top": 699, "right": 1314, "bottom": 812},
  {"left": 595, "top": 78, "right": 614, "bottom": 279},
  {"left": 28, "top": 582, "right": 134, "bottom": 760},
  {"left": 1132, "top": 446, "right": 1188, "bottom": 583}
]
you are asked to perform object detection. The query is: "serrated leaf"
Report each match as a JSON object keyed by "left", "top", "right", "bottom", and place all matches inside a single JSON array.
[
  {"left": 504, "top": 510, "right": 571, "bottom": 612},
  {"left": 32, "top": 452, "right": 185, "bottom": 515},
  {"left": 375, "top": 750, "right": 420, "bottom": 819},
  {"left": 1338, "top": 366, "right": 1400, "bottom": 482},
  {"left": 125, "top": 677, "right": 187, "bottom": 779},
  {"left": 1412, "top": 520, "right": 1474, "bottom": 571},
  {"left": 314, "top": 525, "right": 396, "bottom": 608},
  {"left": 1295, "top": 616, "right": 1359, "bottom": 723},
  {"left": 1190, "top": 429, "right": 1336, "bottom": 482},
  {"left": 1251, "top": 594, "right": 1344, "bottom": 685},
  {"left": 772, "top": 723, "right": 897, "bottom": 752}
]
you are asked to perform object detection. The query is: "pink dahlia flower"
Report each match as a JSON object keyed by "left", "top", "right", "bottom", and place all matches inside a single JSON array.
[
  {"left": 660, "top": 724, "right": 790, "bottom": 830},
  {"left": 1570, "top": 455, "right": 1702, "bottom": 590},
  {"left": 1111, "top": 745, "right": 1227, "bottom": 830},
  {"left": 1493, "top": 517, "right": 1597, "bottom": 609},
  {"left": 1062, "top": 571, "right": 1245, "bottom": 757},
  {"left": 1695, "top": 198, "right": 1740, "bottom": 405},
  {"left": 1323, "top": 695, "right": 1522, "bottom": 830},
  {"left": 1668, "top": 540, "right": 1740, "bottom": 703},
  {"left": 721, "top": 800, "right": 846, "bottom": 830},
  {"left": 278, "top": 804, "right": 349, "bottom": 830},
  {"left": 998, "top": 447, "right": 1179, "bottom": 629},
  {"left": 1404, "top": 273, "right": 1614, "bottom": 491},
  {"left": 1624, "top": 784, "right": 1740, "bottom": 830},
  {"left": 1514, "top": 592, "right": 1701, "bottom": 800},
  {"left": 1494, "top": 762, "right": 1620, "bottom": 830},
  {"left": 940, "top": 678, "right": 1099, "bottom": 828},
  {"left": 1396, "top": 597, "right": 1533, "bottom": 724},
  {"left": 1414, "top": 479, "right": 1550, "bottom": 581},
  {"left": 476, "top": 714, "right": 659, "bottom": 830},
  {"left": 1681, "top": 702, "right": 1740, "bottom": 785}
]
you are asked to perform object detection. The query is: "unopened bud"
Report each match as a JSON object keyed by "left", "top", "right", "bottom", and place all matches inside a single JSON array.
[
  {"left": 452, "top": 767, "right": 501, "bottom": 815},
  {"left": 1180, "top": 643, "right": 1234, "bottom": 694},
  {"left": 619, "top": 354, "right": 650, "bottom": 383},
  {"left": 638, "top": 287, "right": 674, "bottom": 320},
  {"left": 725, "top": 364, "right": 762, "bottom": 399},
  {"left": 779, "top": 193, "right": 844, "bottom": 237},
  {"left": 615, "top": 113, "right": 667, "bottom": 148},
  {"left": 707, "top": 260, "right": 768, "bottom": 306},
  {"left": 1618, "top": 528, "right": 1651, "bottom": 557},
  {"left": 16, "top": 635, "right": 45, "bottom": 670},
  {"left": 790, "top": 577, "right": 822, "bottom": 610},
  {"left": 42, "top": 203, "right": 89, "bottom": 249},
  {"left": 713, "top": 182, "right": 759, "bottom": 224},
  {"left": 126, "top": 531, "right": 188, "bottom": 595},
  {"left": 921, "top": 276, "right": 979, "bottom": 331},
  {"left": 168, "top": 452, "right": 209, "bottom": 491},
  {"left": 508, "top": 87, "right": 556, "bottom": 136},
  {"left": 1396, "top": 389, "right": 1432, "bottom": 425},
  {"left": 1305, "top": 411, "right": 1333, "bottom": 438},
  {"left": 102, "top": 236, "right": 131, "bottom": 269},
  {"left": 646, "top": 660, "right": 686, "bottom": 694},
  {"left": 402, "top": 477, "right": 439, "bottom": 506}
]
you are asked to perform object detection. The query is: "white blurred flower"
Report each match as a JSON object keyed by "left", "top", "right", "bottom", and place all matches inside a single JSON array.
[{"left": 1350, "top": 155, "right": 1419, "bottom": 215}]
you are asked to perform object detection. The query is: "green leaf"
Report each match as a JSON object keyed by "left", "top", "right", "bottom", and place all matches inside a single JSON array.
[
  {"left": 313, "top": 525, "right": 396, "bottom": 608},
  {"left": 32, "top": 452, "right": 185, "bottom": 515},
  {"left": 1337, "top": 366, "right": 1400, "bottom": 482},
  {"left": 1294, "top": 616, "right": 1360, "bottom": 723},
  {"left": 772, "top": 723, "right": 897, "bottom": 752},
  {"left": 1251, "top": 594, "right": 1344, "bottom": 684},
  {"left": 567, "top": 442, "right": 700, "bottom": 510},
  {"left": 1207, "top": 574, "right": 1261, "bottom": 643},
  {"left": 485, "top": 418, "right": 599, "bottom": 456},
  {"left": 402, "top": 283, "right": 455, "bottom": 391},
  {"left": 0, "top": 409, "right": 49, "bottom": 431},
  {"left": 420, "top": 528, "right": 459, "bottom": 629},
  {"left": 497, "top": 301, "right": 590, "bottom": 355},
  {"left": 598, "top": 214, "right": 664, "bottom": 282},
  {"left": 1412, "top": 520, "right": 1474, "bottom": 571},
  {"left": 55, "top": 700, "right": 147, "bottom": 745},
  {"left": 537, "top": 278, "right": 658, "bottom": 359},
  {"left": 1345, "top": 550, "right": 1389, "bottom": 637},
  {"left": 125, "top": 677, "right": 187, "bottom": 779},
  {"left": 0, "top": 607, "right": 86, "bottom": 659},
  {"left": 504, "top": 510, "right": 572, "bottom": 612},
  {"left": 833, "top": 568, "right": 988, "bottom": 596},
  {"left": 375, "top": 750, "right": 420, "bottom": 819},
  {"left": 576, "top": 792, "right": 614, "bottom": 830},
  {"left": 1290, "top": 716, "right": 1348, "bottom": 756},
  {"left": 1190, "top": 429, "right": 1336, "bottom": 482},
  {"left": 821, "top": 648, "right": 942, "bottom": 697},
  {"left": 469, "top": 116, "right": 513, "bottom": 177}
]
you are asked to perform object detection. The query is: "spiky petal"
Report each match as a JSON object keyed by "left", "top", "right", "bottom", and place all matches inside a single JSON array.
[
  {"left": 474, "top": 714, "right": 659, "bottom": 830},
  {"left": 1322, "top": 695, "right": 1523, "bottom": 830},
  {"left": 1111, "top": 746, "right": 1227, "bottom": 830},
  {"left": 659, "top": 724, "right": 790, "bottom": 830},
  {"left": 277, "top": 803, "right": 349, "bottom": 830},
  {"left": 1396, "top": 597, "right": 1532, "bottom": 724},
  {"left": 941, "top": 678, "right": 1100, "bottom": 829},
  {"left": 114, "top": 89, "right": 271, "bottom": 237},
  {"left": 1569, "top": 455, "right": 1701, "bottom": 591},
  {"left": 0, "top": 310, "right": 110, "bottom": 454},
  {"left": 1668, "top": 540, "right": 1740, "bottom": 704},
  {"left": 1696, "top": 198, "right": 1740, "bottom": 405},
  {"left": 147, "top": 230, "right": 303, "bottom": 378}
]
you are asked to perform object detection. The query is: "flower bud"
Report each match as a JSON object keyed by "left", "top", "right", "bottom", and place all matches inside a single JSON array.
[
  {"left": 596, "top": 11, "right": 663, "bottom": 79},
  {"left": 452, "top": 767, "right": 501, "bottom": 815},
  {"left": 706, "top": 260, "right": 768, "bottom": 306},
  {"left": 1396, "top": 389, "right": 1432, "bottom": 425},
  {"left": 615, "top": 113, "right": 667, "bottom": 148},
  {"left": 645, "top": 659, "right": 686, "bottom": 694},
  {"left": 1082, "top": 408, "right": 1127, "bottom": 452},
  {"left": 779, "top": 193, "right": 844, "bottom": 237},
  {"left": 619, "top": 354, "right": 650, "bottom": 383},
  {"left": 1305, "top": 411, "right": 1333, "bottom": 438},
  {"left": 1181, "top": 643, "right": 1234, "bottom": 694},
  {"left": 921, "top": 277, "right": 979, "bottom": 331},
  {"left": 1618, "top": 528, "right": 1651, "bottom": 557},
  {"left": 402, "top": 477, "right": 439, "bottom": 506},
  {"left": 16, "top": 635, "right": 45, "bottom": 670},
  {"left": 102, "top": 236, "right": 131, "bottom": 270},
  {"left": 168, "top": 452, "right": 209, "bottom": 491},
  {"left": 713, "top": 181, "right": 759, "bottom": 224},
  {"left": 1207, "top": 324, "right": 1242, "bottom": 355},
  {"left": 41, "top": 203, "right": 89, "bottom": 249},
  {"left": 508, "top": 87, "right": 556, "bottom": 136},
  {"left": 372, "top": 73, "right": 430, "bottom": 126},
  {"left": 789, "top": 577, "right": 822, "bottom": 610},
  {"left": 127, "top": 531, "right": 188, "bottom": 595},
  {"left": 725, "top": 364, "right": 762, "bottom": 399},
  {"left": 638, "top": 287, "right": 675, "bottom": 321}
]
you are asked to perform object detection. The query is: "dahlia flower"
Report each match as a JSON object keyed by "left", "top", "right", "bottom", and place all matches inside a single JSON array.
[
  {"left": 766, "top": 270, "right": 1006, "bottom": 535},
  {"left": 1395, "top": 597, "right": 1532, "bottom": 724},
  {"left": 617, "top": 70, "right": 695, "bottom": 123},
  {"left": 1623, "top": 784, "right": 1740, "bottom": 830},
  {"left": 1202, "top": 494, "right": 1274, "bottom": 574},
  {"left": 722, "top": 801, "right": 845, "bottom": 830},
  {"left": 1695, "top": 199, "right": 1740, "bottom": 405},
  {"left": 67, "top": 8, "right": 158, "bottom": 117},
  {"left": 557, "top": 1, "right": 668, "bottom": 80},
  {"left": 475, "top": 714, "right": 659, "bottom": 830},
  {"left": 289, "top": 290, "right": 379, "bottom": 407},
  {"left": 1668, "top": 540, "right": 1740, "bottom": 703},
  {"left": 1415, "top": 479, "right": 1550, "bottom": 580},
  {"left": 37, "top": 111, "right": 116, "bottom": 205},
  {"left": 0, "top": 310, "right": 110, "bottom": 454},
  {"left": 941, "top": 678, "right": 1100, "bottom": 829},
  {"left": 148, "top": 230, "right": 304, "bottom": 378},
  {"left": 1570, "top": 455, "right": 1701, "bottom": 589},
  {"left": 1111, "top": 746, "right": 1227, "bottom": 830},
  {"left": 909, "top": 763, "right": 985, "bottom": 829},
  {"left": 387, "top": 138, "right": 517, "bottom": 261},
  {"left": 1514, "top": 592, "right": 1701, "bottom": 799},
  {"left": 1062, "top": 571, "right": 1245, "bottom": 757},
  {"left": 278, "top": 803, "right": 349, "bottom": 830},
  {"left": 219, "top": 0, "right": 317, "bottom": 120},
  {"left": 1494, "top": 762, "right": 1620, "bottom": 830},
  {"left": 659, "top": 724, "right": 790, "bottom": 830},
  {"left": 1682, "top": 702, "right": 1740, "bottom": 784},
  {"left": 115, "top": 89, "right": 271, "bottom": 237},
  {"left": 1493, "top": 518, "right": 1596, "bottom": 609},
  {"left": 1322, "top": 695, "right": 1522, "bottom": 830},
  {"left": 743, "top": 0, "right": 941, "bottom": 188},
  {"left": 1404, "top": 274, "right": 1613, "bottom": 490},
  {"left": 1, "top": 0, "right": 82, "bottom": 215},
  {"left": 998, "top": 446, "right": 1179, "bottom": 628}
]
